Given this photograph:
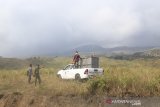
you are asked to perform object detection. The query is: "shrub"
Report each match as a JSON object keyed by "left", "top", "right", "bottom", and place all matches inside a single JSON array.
[{"left": 87, "top": 76, "right": 107, "bottom": 95}]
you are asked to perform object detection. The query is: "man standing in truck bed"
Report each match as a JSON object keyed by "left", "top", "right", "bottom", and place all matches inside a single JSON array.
[{"left": 73, "top": 51, "right": 81, "bottom": 68}]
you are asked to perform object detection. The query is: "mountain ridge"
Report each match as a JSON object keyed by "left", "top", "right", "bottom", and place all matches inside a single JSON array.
[{"left": 63, "top": 45, "right": 158, "bottom": 56}]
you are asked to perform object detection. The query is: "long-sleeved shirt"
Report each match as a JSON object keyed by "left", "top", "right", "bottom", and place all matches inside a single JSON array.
[
  {"left": 27, "top": 67, "right": 32, "bottom": 76},
  {"left": 34, "top": 67, "right": 40, "bottom": 76}
]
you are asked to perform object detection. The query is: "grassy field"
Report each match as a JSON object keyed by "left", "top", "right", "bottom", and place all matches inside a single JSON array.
[{"left": 0, "top": 57, "right": 160, "bottom": 107}]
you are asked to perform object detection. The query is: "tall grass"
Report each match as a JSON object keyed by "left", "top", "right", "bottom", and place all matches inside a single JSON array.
[
  {"left": 0, "top": 57, "right": 160, "bottom": 97},
  {"left": 88, "top": 57, "right": 160, "bottom": 97}
]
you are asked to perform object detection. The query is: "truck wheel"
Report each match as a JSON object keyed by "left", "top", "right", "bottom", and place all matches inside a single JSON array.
[
  {"left": 57, "top": 74, "right": 62, "bottom": 79},
  {"left": 75, "top": 74, "right": 81, "bottom": 81}
]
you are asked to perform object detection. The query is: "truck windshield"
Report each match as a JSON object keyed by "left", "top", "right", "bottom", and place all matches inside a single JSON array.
[{"left": 64, "top": 65, "right": 75, "bottom": 70}]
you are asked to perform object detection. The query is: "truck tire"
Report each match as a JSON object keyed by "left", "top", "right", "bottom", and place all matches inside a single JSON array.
[
  {"left": 57, "top": 74, "right": 62, "bottom": 79},
  {"left": 75, "top": 74, "right": 81, "bottom": 81}
]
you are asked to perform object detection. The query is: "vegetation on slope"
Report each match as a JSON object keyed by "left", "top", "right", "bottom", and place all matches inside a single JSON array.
[{"left": 0, "top": 56, "right": 160, "bottom": 107}]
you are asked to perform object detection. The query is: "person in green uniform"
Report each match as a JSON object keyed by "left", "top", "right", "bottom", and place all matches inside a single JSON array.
[{"left": 34, "top": 64, "right": 41, "bottom": 86}]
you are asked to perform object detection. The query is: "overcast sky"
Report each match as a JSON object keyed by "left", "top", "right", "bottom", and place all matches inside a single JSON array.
[{"left": 0, "top": 0, "right": 160, "bottom": 57}]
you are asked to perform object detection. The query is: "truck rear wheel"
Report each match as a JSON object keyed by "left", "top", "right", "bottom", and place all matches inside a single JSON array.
[{"left": 75, "top": 74, "right": 81, "bottom": 81}]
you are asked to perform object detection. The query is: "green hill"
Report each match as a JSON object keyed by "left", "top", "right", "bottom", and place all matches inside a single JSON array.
[
  {"left": 109, "top": 48, "right": 160, "bottom": 60},
  {"left": 0, "top": 56, "right": 71, "bottom": 70}
]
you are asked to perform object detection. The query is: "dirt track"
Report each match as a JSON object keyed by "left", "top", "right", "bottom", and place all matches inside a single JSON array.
[
  {"left": 0, "top": 92, "right": 100, "bottom": 107},
  {"left": 1, "top": 92, "right": 160, "bottom": 107}
]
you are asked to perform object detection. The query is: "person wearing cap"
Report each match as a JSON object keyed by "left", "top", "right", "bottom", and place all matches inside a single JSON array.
[
  {"left": 34, "top": 64, "right": 41, "bottom": 86},
  {"left": 27, "top": 64, "right": 33, "bottom": 83},
  {"left": 73, "top": 51, "right": 81, "bottom": 68}
]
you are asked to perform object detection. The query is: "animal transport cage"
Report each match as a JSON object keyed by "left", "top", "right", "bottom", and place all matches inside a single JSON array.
[{"left": 79, "top": 56, "right": 99, "bottom": 68}]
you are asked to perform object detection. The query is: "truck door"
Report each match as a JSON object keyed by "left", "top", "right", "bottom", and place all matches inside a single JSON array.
[
  {"left": 65, "top": 65, "right": 75, "bottom": 79},
  {"left": 63, "top": 65, "right": 74, "bottom": 79}
]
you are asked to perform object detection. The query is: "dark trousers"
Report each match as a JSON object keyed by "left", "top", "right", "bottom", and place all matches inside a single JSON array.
[
  {"left": 74, "top": 61, "right": 79, "bottom": 68},
  {"left": 28, "top": 75, "right": 32, "bottom": 83},
  {"left": 35, "top": 75, "right": 41, "bottom": 86}
]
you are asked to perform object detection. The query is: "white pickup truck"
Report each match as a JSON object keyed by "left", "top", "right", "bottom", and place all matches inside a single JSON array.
[{"left": 57, "top": 64, "right": 104, "bottom": 80}]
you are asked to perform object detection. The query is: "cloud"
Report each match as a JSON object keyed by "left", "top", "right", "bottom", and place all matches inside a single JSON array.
[{"left": 0, "top": 0, "right": 160, "bottom": 57}]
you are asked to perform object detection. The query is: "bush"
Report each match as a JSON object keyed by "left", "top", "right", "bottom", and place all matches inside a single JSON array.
[{"left": 87, "top": 76, "right": 107, "bottom": 95}]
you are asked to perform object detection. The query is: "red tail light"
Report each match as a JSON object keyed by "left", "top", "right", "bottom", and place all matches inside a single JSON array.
[{"left": 84, "top": 69, "right": 88, "bottom": 74}]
